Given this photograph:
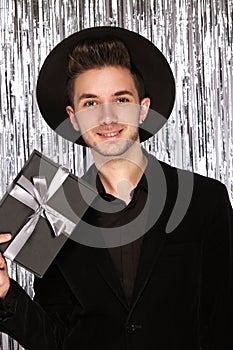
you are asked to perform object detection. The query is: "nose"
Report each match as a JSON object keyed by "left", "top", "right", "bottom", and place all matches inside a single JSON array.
[{"left": 98, "top": 103, "right": 118, "bottom": 125}]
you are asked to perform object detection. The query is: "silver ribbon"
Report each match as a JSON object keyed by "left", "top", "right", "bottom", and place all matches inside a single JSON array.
[{"left": 4, "top": 167, "right": 76, "bottom": 261}]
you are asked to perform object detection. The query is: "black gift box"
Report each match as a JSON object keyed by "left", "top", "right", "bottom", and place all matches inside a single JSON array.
[{"left": 0, "top": 150, "right": 97, "bottom": 277}]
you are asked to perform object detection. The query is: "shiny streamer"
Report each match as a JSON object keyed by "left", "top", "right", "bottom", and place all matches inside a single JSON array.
[{"left": 0, "top": 0, "right": 232, "bottom": 348}]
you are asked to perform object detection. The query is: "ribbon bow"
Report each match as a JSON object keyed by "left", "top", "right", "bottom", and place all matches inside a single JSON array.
[{"left": 4, "top": 167, "right": 75, "bottom": 261}]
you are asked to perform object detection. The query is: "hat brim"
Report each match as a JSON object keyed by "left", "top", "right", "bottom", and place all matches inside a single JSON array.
[{"left": 36, "top": 26, "right": 175, "bottom": 146}]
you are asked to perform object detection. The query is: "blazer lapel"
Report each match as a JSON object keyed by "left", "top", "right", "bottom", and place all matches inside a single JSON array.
[
  {"left": 92, "top": 154, "right": 173, "bottom": 313},
  {"left": 65, "top": 153, "right": 177, "bottom": 314},
  {"left": 95, "top": 247, "right": 130, "bottom": 310},
  {"left": 130, "top": 222, "right": 166, "bottom": 311},
  {"left": 129, "top": 155, "right": 178, "bottom": 311},
  {"left": 56, "top": 238, "right": 129, "bottom": 310}
]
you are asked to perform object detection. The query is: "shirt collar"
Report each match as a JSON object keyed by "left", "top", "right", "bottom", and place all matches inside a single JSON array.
[{"left": 82, "top": 148, "right": 156, "bottom": 198}]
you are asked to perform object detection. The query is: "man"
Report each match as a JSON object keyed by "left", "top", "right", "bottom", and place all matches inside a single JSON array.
[{"left": 0, "top": 27, "right": 232, "bottom": 349}]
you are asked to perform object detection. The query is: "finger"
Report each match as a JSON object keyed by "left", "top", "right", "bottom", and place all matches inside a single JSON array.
[
  {"left": 0, "top": 233, "right": 12, "bottom": 243},
  {"left": 0, "top": 253, "right": 6, "bottom": 269}
]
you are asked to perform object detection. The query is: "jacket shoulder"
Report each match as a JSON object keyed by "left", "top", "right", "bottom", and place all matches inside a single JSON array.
[{"left": 157, "top": 158, "right": 229, "bottom": 197}]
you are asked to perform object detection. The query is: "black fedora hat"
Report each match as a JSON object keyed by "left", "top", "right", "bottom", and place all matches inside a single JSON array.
[{"left": 36, "top": 26, "right": 175, "bottom": 146}]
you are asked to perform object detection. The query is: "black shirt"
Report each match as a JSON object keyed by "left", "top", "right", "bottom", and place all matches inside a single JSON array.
[{"left": 82, "top": 156, "right": 151, "bottom": 305}]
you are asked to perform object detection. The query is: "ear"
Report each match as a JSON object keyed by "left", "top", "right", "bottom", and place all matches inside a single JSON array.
[
  {"left": 66, "top": 105, "right": 80, "bottom": 131},
  {"left": 139, "top": 97, "right": 150, "bottom": 123}
]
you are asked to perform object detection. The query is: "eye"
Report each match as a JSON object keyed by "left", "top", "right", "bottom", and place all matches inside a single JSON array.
[
  {"left": 117, "top": 97, "right": 130, "bottom": 103},
  {"left": 84, "top": 100, "right": 97, "bottom": 107}
]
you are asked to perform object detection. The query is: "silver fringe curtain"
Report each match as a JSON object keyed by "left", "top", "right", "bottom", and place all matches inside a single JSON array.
[{"left": 0, "top": 0, "right": 232, "bottom": 348}]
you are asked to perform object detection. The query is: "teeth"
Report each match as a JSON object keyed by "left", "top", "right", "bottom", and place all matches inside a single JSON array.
[{"left": 101, "top": 131, "right": 119, "bottom": 137}]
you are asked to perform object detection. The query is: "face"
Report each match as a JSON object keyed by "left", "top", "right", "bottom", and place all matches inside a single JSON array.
[{"left": 66, "top": 66, "right": 150, "bottom": 156}]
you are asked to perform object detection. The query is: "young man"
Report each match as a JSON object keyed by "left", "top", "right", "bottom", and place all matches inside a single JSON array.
[{"left": 0, "top": 27, "right": 232, "bottom": 349}]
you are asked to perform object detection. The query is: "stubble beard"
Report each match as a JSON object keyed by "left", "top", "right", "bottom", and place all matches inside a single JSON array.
[{"left": 83, "top": 128, "right": 140, "bottom": 157}]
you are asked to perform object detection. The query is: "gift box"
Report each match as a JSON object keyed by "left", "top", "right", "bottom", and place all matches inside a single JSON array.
[{"left": 0, "top": 150, "right": 97, "bottom": 277}]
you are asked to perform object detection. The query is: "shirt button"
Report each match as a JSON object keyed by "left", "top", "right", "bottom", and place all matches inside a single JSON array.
[{"left": 126, "top": 323, "right": 142, "bottom": 334}]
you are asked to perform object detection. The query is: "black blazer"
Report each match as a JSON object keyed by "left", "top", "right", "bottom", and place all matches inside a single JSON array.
[{"left": 0, "top": 157, "right": 232, "bottom": 349}]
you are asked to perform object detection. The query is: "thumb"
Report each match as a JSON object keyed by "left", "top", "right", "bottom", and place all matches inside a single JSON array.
[{"left": 0, "top": 253, "right": 7, "bottom": 269}]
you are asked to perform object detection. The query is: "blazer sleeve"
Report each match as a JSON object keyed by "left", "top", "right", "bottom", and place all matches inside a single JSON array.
[
  {"left": 200, "top": 182, "right": 233, "bottom": 349},
  {"left": 0, "top": 259, "right": 76, "bottom": 350}
]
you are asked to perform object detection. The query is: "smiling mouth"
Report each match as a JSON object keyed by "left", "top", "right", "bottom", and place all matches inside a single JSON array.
[{"left": 97, "top": 129, "right": 123, "bottom": 137}]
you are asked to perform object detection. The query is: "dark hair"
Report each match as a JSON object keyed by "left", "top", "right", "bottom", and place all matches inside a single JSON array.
[{"left": 66, "top": 36, "right": 145, "bottom": 106}]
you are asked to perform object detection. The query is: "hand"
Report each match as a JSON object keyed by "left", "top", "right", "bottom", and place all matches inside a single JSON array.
[{"left": 0, "top": 233, "right": 12, "bottom": 299}]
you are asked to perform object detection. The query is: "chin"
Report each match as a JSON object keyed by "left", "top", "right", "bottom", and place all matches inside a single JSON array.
[{"left": 93, "top": 139, "right": 137, "bottom": 157}]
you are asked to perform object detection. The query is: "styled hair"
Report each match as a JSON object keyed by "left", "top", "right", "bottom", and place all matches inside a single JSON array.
[{"left": 66, "top": 36, "right": 145, "bottom": 106}]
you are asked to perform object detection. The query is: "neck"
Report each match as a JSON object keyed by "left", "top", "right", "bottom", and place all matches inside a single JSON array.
[{"left": 91, "top": 143, "right": 147, "bottom": 204}]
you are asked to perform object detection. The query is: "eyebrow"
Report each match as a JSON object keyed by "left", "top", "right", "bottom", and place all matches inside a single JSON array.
[
  {"left": 77, "top": 90, "right": 134, "bottom": 102},
  {"left": 113, "top": 90, "right": 134, "bottom": 97},
  {"left": 78, "top": 93, "right": 98, "bottom": 102}
]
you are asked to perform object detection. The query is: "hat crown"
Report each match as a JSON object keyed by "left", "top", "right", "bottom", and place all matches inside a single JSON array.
[{"left": 36, "top": 26, "right": 175, "bottom": 145}]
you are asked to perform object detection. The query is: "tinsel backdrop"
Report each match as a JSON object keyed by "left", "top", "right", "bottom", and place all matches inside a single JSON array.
[{"left": 0, "top": 0, "right": 232, "bottom": 348}]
